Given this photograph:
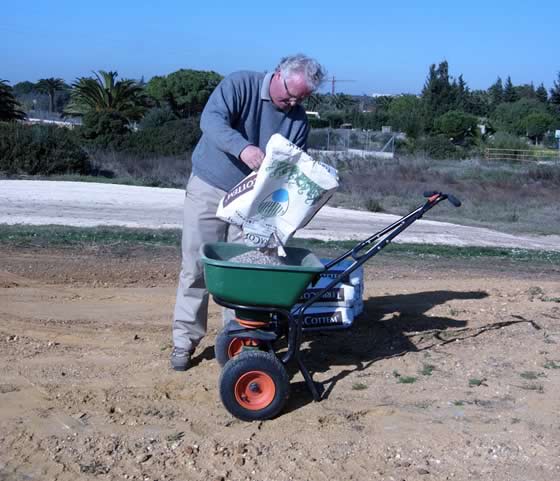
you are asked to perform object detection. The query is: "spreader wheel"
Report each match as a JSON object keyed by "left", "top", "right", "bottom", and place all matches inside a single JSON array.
[
  {"left": 219, "top": 351, "right": 289, "bottom": 421},
  {"left": 215, "top": 330, "right": 264, "bottom": 367}
]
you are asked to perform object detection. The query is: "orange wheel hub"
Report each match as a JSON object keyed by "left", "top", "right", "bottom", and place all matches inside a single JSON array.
[
  {"left": 234, "top": 371, "right": 275, "bottom": 410},
  {"left": 228, "top": 338, "right": 261, "bottom": 358}
]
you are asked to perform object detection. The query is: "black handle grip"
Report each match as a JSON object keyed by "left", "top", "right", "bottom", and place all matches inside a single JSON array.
[
  {"left": 447, "top": 194, "right": 461, "bottom": 207},
  {"left": 423, "top": 191, "right": 438, "bottom": 198},
  {"left": 423, "top": 191, "right": 461, "bottom": 207}
]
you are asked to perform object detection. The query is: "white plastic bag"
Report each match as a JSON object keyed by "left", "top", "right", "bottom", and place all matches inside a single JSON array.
[
  {"left": 217, "top": 134, "right": 339, "bottom": 250},
  {"left": 296, "top": 305, "right": 355, "bottom": 330}
]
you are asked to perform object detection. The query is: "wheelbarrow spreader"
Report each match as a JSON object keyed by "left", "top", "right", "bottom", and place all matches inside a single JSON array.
[{"left": 201, "top": 192, "right": 461, "bottom": 421}]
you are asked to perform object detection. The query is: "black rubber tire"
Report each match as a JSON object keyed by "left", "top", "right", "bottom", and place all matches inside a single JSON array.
[
  {"left": 219, "top": 351, "right": 289, "bottom": 421},
  {"left": 214, "top": 330, "right": 259, "bottom": 367},
  {"left": 215, "top": 329, "right": 240, "bottom": 367}
]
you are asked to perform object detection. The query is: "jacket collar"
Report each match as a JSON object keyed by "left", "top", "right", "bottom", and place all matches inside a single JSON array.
[{"left": 261, "top": 72, "right": 274, "bottom": 101}]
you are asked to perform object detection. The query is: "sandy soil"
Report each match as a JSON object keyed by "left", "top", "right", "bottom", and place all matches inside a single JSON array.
[{"left": 1, "top": 246, "right": 559, "bottom": 481}]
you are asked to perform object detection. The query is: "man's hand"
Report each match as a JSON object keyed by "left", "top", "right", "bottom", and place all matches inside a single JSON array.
[{"left": 240, "top": 145, "right": 265, "bottom": 171}]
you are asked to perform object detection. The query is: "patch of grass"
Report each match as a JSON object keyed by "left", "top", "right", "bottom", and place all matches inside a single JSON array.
[
  {"left": 543, "top": 360, "right": 560, "bottom": 369},
  {"left": 527, "top": 286, "right": 545, "bottom": 298},
  {"left": 330, "top": 155, "right": 560, "bottom": 236},
  {"left": 448, "top": 306, "right": 461, "bottom": 316},
  {"left": 364, "top": 198, "right": 384, "bottom": 213},
  {"left": 511, "top": 417, "right": 521, "bottom": 424},
  {"left": 520, "top": 371, "right": 543, "bottom": 380},
  {"left": 518, "top": 383, "right": 544, "bottom": 393},
  {"left": 392, "top": 370, "right": 418, "bottom": 383},
  {"left": 453, "top": 400, "right": 465, "bottom": 406},
  {"left": 397, "top": 376, "right": 417, "bottom": 384},
  {"left": 393, "top": 370, "right": 417, "bottom": 384},
  {"left": 0, "top": 225, "right": 181, "bottom": 248},
  {"left": 420, "top": 364, "right": 436, "bottom": 376},
  {"left": 1, "top": 225, "right": 559, "bottom": 266},
  {"left": 468, "top": 378, "right": 487, "bottom": 387},
  {"left": 351, "top": 382, "right": 368, "bottom": 391},
  {"left": 542, "top": 297, "right": 560, "bottom": 303},
  {"left": 166, "top": 432, "right": 185, "bottom": 442},
  {"left": 42, "top": 174, "right": 152, "bottom": 187},
  {"left": 287, "top": 237, "right": 560, "bottom": 264}
]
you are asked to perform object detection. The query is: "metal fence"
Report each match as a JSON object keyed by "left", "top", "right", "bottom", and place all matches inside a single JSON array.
[
  {"left": 307, "top": 128, "right": 396, "bottom": 157},
  {"left": 24, "top": 110, "right": 82, "bottom": 128},
  {"left": 485, "top": 148, "right": 560, "bottom": 163}
]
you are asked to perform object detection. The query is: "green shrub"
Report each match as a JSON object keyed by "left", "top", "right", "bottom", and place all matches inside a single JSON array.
[
  {"left": 417, "top": 134, "right": 464, "bottom": 159},
  {"left": 524, "top": 112, "right": 554, "bottom": 143},
  {"left": 433, "top": 110, "right": 478, "bottom": 146},
  {"left": 322, "top": 112, "right": 345, "bottom": 128},
  {"left": 0, "top": 122, "right": 90, "bottom": 175},
  {"left": 365, "top": 198, "right": 384, "bottom": 212},
  {"left": 309, "top": 117, "right": 329, "bottom": 128},
  {"left": 80, "top": 111, "right": 130, "bottom": 145},
  {"left": 486, "top": 131, "right": 529, "bottom": 150},
  {"left": 139, "top": 107, "right": 179, "bottom": 129},
  {"left": 118, "top": 118, "right": 201, "bottom": 158},
  {"left": 491, "top": 99, "right": 548, "bottom": 136}
]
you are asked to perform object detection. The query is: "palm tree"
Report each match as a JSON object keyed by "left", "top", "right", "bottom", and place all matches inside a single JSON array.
[
  {"left": 64, "top": 70, "right": 149, "bottom": 121},
  {"left": 35, "top": 77, "right": 67, "bottom": 113},
  {"left": 303, "top": 93, "right": 321, "bottom": 111},
  {"left": 331, "top": 93, "right": 355, "bottom": 111},
  {"left": 0, "top": 80, "right": 25, "bottom": 121}
]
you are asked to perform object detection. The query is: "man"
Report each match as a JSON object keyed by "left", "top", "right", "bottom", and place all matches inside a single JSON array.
[{"left": 171, "top": 54, "right": 326, "bottom": 371}]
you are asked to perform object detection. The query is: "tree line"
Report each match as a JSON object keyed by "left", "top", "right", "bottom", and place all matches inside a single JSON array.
[
  {"left": 1, "top": 61, "right": 560, "bottom": 163},
  {"left": 305, "top": 61, "right": 560, "bottom": 153}
]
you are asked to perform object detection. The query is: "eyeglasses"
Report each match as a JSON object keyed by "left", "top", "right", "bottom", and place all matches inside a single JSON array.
[{"left": 282, "top": 75, "right": 307, "bottom": 104}]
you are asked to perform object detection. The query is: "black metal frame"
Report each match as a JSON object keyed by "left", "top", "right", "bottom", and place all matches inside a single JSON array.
[{"left": 213, "top": 192, "right": 460, "bottom": 401}]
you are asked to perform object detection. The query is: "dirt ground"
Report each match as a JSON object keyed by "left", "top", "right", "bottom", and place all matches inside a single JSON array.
[{"left": 0, "top": 246, "right": 559, "bottom": 481}]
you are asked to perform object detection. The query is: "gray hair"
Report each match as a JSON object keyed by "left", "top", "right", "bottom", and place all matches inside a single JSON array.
[{"left": 276, "top": 54, "right": 326, "bottom": 92}]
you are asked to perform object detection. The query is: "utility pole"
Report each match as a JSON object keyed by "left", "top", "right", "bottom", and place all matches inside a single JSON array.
[
  {"left": 556, "top": 130, "right": 560, "bottom": 163},
  {"left": 330, "top": 76, "right": 356, "bottom": 95}
]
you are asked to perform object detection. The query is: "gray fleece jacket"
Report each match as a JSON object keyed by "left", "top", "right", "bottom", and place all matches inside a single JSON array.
[{"left": 191, "top": 71, "right": 310, "bottom": 191}]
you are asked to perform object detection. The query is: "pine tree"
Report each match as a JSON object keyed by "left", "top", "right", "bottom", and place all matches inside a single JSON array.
[
  {"left": 550, "top": 72, "right": 560, "bottom": 108},
  {"left": 455, "top": 74, "right": 469, "bottom": 110},
  {"left": 488, "top": 77, "right": 503, "bottom": 107},
  {"left": 535, "top": 83, "right": 548, "bottom": 102},
  {"left": 421, "top": 60, "right": 456, "bottom": 129},
  {"left": 503, "top": 76, "right": 518, "bottom": 102},
  {"left": 514, "top": 83, "right": 536, "bottom": 100},
  {"left": 0, "top": 80, "right": 25, "bottom": 121}
]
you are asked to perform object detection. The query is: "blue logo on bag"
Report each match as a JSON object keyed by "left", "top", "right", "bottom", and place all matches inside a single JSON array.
[{"left": 257, "top": 189, "right": 289, "bottom": 217}]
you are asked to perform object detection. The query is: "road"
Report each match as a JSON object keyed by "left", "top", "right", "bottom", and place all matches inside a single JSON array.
[{"left": 1, "top": 180, "right": 559, "bottom": 251}]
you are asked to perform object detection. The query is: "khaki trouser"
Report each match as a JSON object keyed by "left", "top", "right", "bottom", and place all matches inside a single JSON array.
[{"left": 173, "top": 175, "right": 242, "bottom": 352}]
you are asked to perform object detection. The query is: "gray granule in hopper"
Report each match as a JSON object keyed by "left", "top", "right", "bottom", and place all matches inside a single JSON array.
[{"left": 229, "top": 250, "right": 286, "bottom": 266}]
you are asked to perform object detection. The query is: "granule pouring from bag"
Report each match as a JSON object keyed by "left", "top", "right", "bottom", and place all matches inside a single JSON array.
[{"left": 217, "top": 134, "right": 339, "bottom": 255}]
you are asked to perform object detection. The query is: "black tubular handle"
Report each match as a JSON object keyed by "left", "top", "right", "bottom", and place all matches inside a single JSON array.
[
  {"left": 447, "top": 194, "right": 461, "bottom": 207},
  {"left": 423, "top": 191, "right": 462, "bottom": 207}
]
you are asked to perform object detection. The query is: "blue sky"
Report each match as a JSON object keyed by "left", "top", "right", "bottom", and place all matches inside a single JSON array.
[{"left": 2, "top": 1, "right": 559, "bottom": 95}]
